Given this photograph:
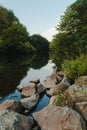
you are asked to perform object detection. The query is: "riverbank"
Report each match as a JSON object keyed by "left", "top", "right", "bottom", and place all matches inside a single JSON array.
[{"left": 0, "top": 72, "right": 87, "bottom": 129}]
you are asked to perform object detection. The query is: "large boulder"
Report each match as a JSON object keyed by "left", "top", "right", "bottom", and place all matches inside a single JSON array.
[
  {"left": 75, "top": 76, "right": 87, "bottom": 87},
  {"left": 42, "top": 73, "right": 58, "bottom": 89},
  {"left": 46, "top": 78, "right": 71, "bottom": 96},
  {"left": 65, "top": 76, "right": 87, "bottom": 104},
  {"left": 65, "top": 84, "right": 87, "bottom": 103},
  {"left": 0, "top": 110, "right": 33, "bottom": 130},
  {"left": 75, "top": 102, "right": 87, "bottom": 121},
  {"left": 21, "top": 83, "right": 36, "bottom": 98},
  {"left": 0, "top": 100, "right": 23, "bottom": 112},
  {"left": 33, "top": 106, "right": 86, "bottom": 130},
  {"left": 21, "top": 94, "right": 39, "bottom": 110}
]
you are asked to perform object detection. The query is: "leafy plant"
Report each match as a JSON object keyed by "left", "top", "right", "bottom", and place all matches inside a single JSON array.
[
  {"left": 62, "top": 54, "right": 87, "bottom": 79},
  {"left": 55, "top": 90, "right": 71, "bottom": 107}
]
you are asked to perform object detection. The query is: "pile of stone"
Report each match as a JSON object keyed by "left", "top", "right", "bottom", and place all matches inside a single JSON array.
[{"left": 0, "top": 72, "right": 87, "bottom": 130}]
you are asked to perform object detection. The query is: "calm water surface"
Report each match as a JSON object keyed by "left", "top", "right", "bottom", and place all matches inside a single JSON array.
[{"left": 0, "top": 54, "right": 55, "bottom": 111}]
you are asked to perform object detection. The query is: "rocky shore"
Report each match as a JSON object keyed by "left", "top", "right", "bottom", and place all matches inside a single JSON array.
[{"left": 0, "top": 72, "right": 87, "bottom": 130}]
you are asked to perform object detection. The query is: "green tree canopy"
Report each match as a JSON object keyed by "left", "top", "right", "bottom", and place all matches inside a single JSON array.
[
  {"left": 0, "top": 6, "right": 19, "bottom": 32},
  {"left": 51, "top": 0, "right": 87, "bottom": 57},
  {"left": 0, "top": 6, "right": 49, "bottom": 55},
  {"left": 29, "top": 34, "right": 49, "bottom": 52},
  {"left": 0, "top": 6, "right": 36, "bottom": 55},
  {"left": 1, "top": 22, "right": 35, "bottom": 54}
]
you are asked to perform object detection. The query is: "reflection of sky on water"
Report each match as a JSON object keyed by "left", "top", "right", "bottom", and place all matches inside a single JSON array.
[
  {"left": 20, "top": 60, "right": 55, "bottom": 86},
  {"left": 0, "top": 60, "right": 55, "bottom": 103},
  {"left": 0, "top": 60, "right": 55, "bottom": 114},
  {"left": 43, "top": 60, "right": 55, "bottom": 72}
]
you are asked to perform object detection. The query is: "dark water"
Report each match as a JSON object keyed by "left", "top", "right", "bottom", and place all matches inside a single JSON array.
[{"left": 0, "top": 54, "right": 55, "bottom": 111}]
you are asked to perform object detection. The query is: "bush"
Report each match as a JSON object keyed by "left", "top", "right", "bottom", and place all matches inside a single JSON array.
[
  {"left": 62, "top": 54, "right": 87, "bottom": 79},
  {"left": 55, "top": 90, "right": 71, "bottom": 107}
]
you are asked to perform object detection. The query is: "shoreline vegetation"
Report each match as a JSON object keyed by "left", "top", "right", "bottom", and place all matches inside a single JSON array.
[{"left": 0, "top": 0, "right": 87, "bottom": 129}]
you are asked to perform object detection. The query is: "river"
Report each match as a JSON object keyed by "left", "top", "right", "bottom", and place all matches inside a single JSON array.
[{"left": 0, "top": 54, "right": 55, "bottom": 112}]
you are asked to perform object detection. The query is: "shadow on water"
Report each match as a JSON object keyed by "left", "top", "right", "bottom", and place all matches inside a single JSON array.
[{"left": 0, "top": 53, "right": 49, "bottom": 98}]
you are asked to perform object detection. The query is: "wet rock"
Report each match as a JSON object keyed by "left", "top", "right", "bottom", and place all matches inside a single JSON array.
[
  {"left": 21, "top": 83, "right": 36, "bottom": 98},
  {"left": 0, "top": 110, "right": 33, "bottom": 130},
  {"left": 21, "top": 94, "right": 39, "bottom": 110},
  {"left": 75, "top": 102, "right": 87, "bottom": 121},
  {"left": 33, "top": 105, "right": 86, "bottom": 130},
  {"left": 0, "top": 100, "right": 23, "bottom": 112}
]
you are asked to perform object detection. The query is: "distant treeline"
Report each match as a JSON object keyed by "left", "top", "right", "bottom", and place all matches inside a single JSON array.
[{"left": 0, "top": 6, "right": 49, "bottom": 55}]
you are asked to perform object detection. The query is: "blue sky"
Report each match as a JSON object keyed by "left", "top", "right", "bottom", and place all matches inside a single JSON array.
[{"left": 0, "top": 0, "right": 76, "bottom": 40}]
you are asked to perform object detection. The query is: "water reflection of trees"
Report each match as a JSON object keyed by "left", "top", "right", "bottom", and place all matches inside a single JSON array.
[{"left": 0, "top": 53, "right": 49, "bottom": 97}]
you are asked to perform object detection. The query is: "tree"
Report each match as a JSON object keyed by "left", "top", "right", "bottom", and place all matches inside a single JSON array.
[
  {"left": 0, "top": 6, "right": 19, "bottom": 32},
  {"left": 29, "top": 34, "right": 49, "bottom": 52},
  {"left": 0, "top": 6, "right": 36, "bottom": 55},
  {"left": 1, "top": 22, "right": 35, "bottom": 54},
  {"left": 51, "top": 0, "right": 87, "bottom": 56},
  {"left": 0, "top": 6, "right": 8, "bottom": 31}
]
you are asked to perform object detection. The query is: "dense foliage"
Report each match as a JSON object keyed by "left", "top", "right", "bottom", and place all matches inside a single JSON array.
[
  {"left": 0, "top": 6, "right": 35, "bottom": 55},
  {"left": 50, "top": 0, "right": 87, "bottom": 75},
  {"left": 0, "top": 6, "right": 49, "bottom": 55},
  {"left": 62, "top": 54, "right": 87, "bottom": 79},
  {"left": 50, "top": 0, "right": 87, "bottom": 56},
  {"left": 29, "top": 34, "right": 49, "bottom": 52}
]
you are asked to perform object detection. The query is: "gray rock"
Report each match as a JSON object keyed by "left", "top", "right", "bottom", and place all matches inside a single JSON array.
[
  {"left": 32, "top": 126, "right": 40, "bottom": 130},
  {"left": 75, "top": 76, "right": 87, "bottom": 87},
  {"left": 21, "top": 83, "right": 36, "bottom": 98},
  {"left": 48, "top": 96, "right": 56, "bottom": 105},
  {"left": 0, "top": 100, "right": 23, "bottom": 113},
  {"left": 0, "top": 110, "right": 33, "bottom": 130},
  {"left": 21, "top": 94, "right": 39, "bottom": 110},
  {"left": 46, "top": 86, "right": 58, "bottom": 96},
  {"left": 75, "top": 102, "right": 87, "bottom": 121},
  {"left": 58, "top": 78, "right": 71, "bottom": 92},
  {"left": 65, "top": 84, "right": 87, "bottom": 103},
  {"left": 33, "top": 106, "right": 86, "bottom": 130},
  {"left": 37, "top": 83, "right": 46, "bottom": 94},
  {"left": 42, "top": 73, "right": 58, "bottom": 89}
]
